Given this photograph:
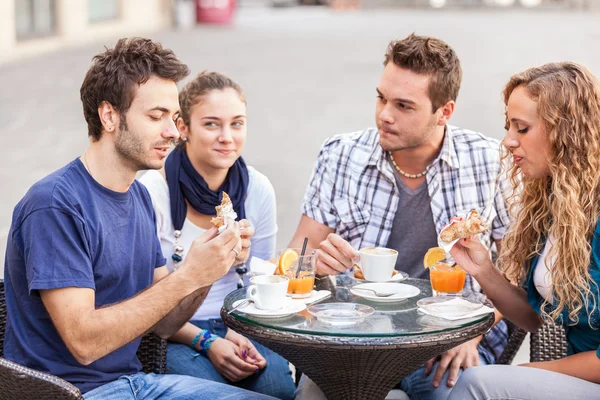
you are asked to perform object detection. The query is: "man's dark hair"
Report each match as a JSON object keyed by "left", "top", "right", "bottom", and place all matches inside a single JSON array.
[
  {"left": 384, "top": 33, "right": 462, "bottom": 112},
  {"left": 80, "top": 37, "right": 190, "bottom": 141}
]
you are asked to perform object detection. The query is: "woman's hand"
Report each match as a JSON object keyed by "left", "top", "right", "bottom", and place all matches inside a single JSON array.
[
  {"left": 206, "top": 337, "right": 259, "bottom": 382},
  {"left": 450, "top": 237, "right": 494, "bottom": 278},
  {"left": 235, "top": 220, "right": 254, "bottom": 265},
  {"left": 225, "top": 329, "right": 267, "bottom": 369}
]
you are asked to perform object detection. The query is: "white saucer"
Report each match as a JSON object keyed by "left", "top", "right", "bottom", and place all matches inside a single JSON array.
[
  {"left": 231, "top": 298, "right": 306, "bottom": 318},
  {"left": 353, "top": 270, "right": 409, "bottom": 284},
  {"left": 351, "top": 283, "right": 421, "bottom": 303}
]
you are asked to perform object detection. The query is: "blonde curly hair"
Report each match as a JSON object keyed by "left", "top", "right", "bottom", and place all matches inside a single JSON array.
[{"left": 499, "top": 62, "right": 600, "bottom": 325}]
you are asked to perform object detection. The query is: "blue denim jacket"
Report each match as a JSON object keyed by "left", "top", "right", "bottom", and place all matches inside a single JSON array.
[{"left": 525, "top": 219, "right": 600, "bottom": 358}]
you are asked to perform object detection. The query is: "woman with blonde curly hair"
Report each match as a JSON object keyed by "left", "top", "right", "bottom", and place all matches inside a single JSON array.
[{"left": 447, "top": 62, "right": 600, "bottom": 399}]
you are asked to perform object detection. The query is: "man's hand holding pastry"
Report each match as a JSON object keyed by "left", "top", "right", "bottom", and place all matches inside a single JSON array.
[{"left": 182, "top": 222, "right": 242, "bottom": 288}]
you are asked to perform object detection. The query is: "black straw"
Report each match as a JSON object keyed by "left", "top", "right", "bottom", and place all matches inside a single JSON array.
[{"left": 296, "top": 237, "right": 308, "bottom": 279}]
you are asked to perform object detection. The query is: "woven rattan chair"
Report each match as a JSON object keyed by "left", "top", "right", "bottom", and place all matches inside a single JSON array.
[
  {"left": 0, "top": 279, "right": 167, "bottom": 400},
  {"left": 496, "top": 319, "right": 528, "bottom": 364},
  {"left": 530, "top": 321, "right": 568, "bottom": 362}
]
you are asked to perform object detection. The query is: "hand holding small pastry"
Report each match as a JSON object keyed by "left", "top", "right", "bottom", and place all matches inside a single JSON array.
[
  {"left": 439, "top": 210, "right": 488, "bottom": 243},
  {"left": 211, "top": 192, "right": 238, "bottom": 233}
]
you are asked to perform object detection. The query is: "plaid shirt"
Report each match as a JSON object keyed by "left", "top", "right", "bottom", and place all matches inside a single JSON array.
[{"left": 302, "top": 125, "right": 511, "bottom": 363}]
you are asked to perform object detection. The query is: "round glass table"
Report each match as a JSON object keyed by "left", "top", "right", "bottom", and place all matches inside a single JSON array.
[{"left": 221, "top": 277, "right": 494, "bottom": 400}]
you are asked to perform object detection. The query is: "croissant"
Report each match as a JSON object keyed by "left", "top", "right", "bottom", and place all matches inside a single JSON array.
[
  {"left": 210, "top": 192, "right": 236, "bottom": 228},
  {"left": 440, "top": 210, "right": 488, "bottom": 243}
]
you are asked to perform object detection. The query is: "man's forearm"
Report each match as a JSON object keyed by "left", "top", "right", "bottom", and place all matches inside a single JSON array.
[
  {"left": 153, "top": 286, "right": 211, "bottom": 339},
  {"left": 49, "top": 268, "right": 199, "bottom": 365}
]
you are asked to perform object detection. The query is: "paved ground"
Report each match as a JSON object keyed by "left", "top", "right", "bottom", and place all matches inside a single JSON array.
[{"left": 2, "top": 3, "right": 599, "bottom": 363}]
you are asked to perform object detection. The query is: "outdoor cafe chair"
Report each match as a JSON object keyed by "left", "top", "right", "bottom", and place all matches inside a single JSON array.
[{"left": 0, "top": 279, "right": 167, "bottom": 400}]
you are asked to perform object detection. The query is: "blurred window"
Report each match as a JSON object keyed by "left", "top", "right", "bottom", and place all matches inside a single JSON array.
[
  {"left": 88, "top": 0, "right": 120, "bottom": 22},
  {"left": 15, "top": 0, "right": 56, "bottom": 40}
]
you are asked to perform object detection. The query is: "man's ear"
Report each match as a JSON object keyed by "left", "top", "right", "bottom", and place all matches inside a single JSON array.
[
  {"left": 437, "top": 100, "right": 455, "bottom": 126},
  {"left": 98, "top": 101, "right": 119, "bottom": 134}
]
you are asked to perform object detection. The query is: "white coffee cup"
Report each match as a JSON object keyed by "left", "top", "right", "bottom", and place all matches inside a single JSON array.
[
  {"left": 357, "top": 247, "right": 398, "bottom": 282},
  {"left": 247, "top": 275, "right": 289, "bottom": 310}
]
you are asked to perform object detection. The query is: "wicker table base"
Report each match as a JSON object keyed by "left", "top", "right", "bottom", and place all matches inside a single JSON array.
[{"left": 222, "top": 310, "right": 494, "bottom": 400}]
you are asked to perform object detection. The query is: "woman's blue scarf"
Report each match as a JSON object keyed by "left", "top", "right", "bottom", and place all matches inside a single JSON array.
[{"left": 165, "top": 146, "right": 249, "bottom": 231}]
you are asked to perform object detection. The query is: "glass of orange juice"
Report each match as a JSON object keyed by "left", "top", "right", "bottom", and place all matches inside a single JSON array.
[
  {"left": 276, "top": 248, "right": 317, "bottom": 298},
  {"left": 429, "top": 259, "right": 467, "bottom": 296}
]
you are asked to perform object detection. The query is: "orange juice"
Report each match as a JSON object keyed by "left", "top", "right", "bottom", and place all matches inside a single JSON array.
[
  {"left": 286, "top": 270, "right": 315, "bottom": 297},
  {"left": 429, "top": 263, "right": 467, "bottom": 294},
  {"left": 276, "top": 248, "right": 317, "bottom": 298}
]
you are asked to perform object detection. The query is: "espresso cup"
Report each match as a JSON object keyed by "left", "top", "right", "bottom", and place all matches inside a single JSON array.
[
  {"left": 247, "top": 275, "right": 289, "bottom": 310},
  {"left": 357, "top": 247, "right": 398, "bottom": 282}
]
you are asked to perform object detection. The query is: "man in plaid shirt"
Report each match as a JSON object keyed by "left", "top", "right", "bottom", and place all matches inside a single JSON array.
[{"left": 291, "top": 33, "right": 511, "bottom": 400}]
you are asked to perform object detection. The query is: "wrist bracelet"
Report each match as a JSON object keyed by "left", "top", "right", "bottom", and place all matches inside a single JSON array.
[
  {"left": 190, "top": 330, "right": 211, "bottom": 350},
  {"left": 199, "top": 334, "right": 218, "bottom": 356}
]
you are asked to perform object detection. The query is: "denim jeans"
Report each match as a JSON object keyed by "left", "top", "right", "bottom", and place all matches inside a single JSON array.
[
  {"left": 167, "top": 319, "right": 296, "bottom": 400},
  {"left": 399, "top": 354, "right": 488, "bottom": 400},
  {"left": 448, "top": 365, "right": 600, "bottom": 400},
  {"left": 83, "top": 372, "right": 275, "bottom": 400}
]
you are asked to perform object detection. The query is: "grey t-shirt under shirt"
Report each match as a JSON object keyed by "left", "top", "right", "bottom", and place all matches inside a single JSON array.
[{"left": 385, "top": 157, "right": 439, "bottom": 280}]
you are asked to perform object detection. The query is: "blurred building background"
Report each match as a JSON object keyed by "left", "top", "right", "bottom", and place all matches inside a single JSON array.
[
  {"left": 0, "top": 0, "right": 175, "bottom": 64},
  {"left": 1, "top": 0, "right": 597, "bottom": 63}
]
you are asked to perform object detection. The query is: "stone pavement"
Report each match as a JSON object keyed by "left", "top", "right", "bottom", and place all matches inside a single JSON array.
[{"left": 1, "top": 6, "right": 599, "bottom": 268}]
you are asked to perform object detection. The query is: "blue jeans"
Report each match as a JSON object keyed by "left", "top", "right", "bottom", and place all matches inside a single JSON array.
[
  {"left": 167, "top": 319, "right": 295, "bottom": 400},
  {"left": 399, "top": 354, "right": 488, "bottom": 400},
  {"left": 83, "top": 372, "right": 275, "bottom": 399}
]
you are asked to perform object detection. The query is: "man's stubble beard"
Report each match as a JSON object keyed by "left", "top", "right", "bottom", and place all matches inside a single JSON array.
[
  {"left": 380, "top": 115, "right": 440, "bottom": 153},
  {"left": 114, "top": 116, "right": 157, "bottom": 171}
]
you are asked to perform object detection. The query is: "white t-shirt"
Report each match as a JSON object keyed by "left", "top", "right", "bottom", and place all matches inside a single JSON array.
[
  {"left": 138, "top": 166, "right": 278, "bottom": 320},
  {"left": 533, "top": 234, "right": 556, "bottom": 303}
]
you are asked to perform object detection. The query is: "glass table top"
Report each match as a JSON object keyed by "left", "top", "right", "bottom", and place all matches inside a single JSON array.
[{"left": 223, "top": 276, "right": 492, "bottom": 337}]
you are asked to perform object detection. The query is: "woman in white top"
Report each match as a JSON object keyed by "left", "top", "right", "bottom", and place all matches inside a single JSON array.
[{"left": 139, "top": 72, "right": 295, "bottom": 399}]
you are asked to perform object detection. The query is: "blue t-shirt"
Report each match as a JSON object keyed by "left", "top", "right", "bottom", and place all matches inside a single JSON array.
[
  {"left": 526, "top": 218, "right": 600, "bottom": 358},
  {"left": 3, "top": 159, "right": 166, "bottom": 393}
]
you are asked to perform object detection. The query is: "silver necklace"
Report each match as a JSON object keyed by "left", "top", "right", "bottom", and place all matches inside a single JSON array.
[{"left": 388, "top": 151, "right": 427, "bottom": 179}]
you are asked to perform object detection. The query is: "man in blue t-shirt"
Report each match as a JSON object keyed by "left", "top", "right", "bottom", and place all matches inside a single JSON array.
[{"left": 3, "top": 38, "right": 274, "bottom": 400}]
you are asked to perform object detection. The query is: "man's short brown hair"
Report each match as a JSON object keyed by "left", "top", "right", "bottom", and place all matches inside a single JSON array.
[
  {"left": 80, "top": 37, "right": 190, "bottom": 141},
  {"left": 384, "top": 33, "right": 462, "bottom": 112}
]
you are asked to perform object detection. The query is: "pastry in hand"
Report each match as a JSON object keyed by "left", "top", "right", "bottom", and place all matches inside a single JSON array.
[
  {"left": 210, "top": 192, "right": 238, "bottom": 229},
  {"left": 439, "top": 210, "right": 488, "bottom": 243}
]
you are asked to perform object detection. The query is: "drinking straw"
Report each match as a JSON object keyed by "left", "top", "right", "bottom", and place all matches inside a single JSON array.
[{"left": 295, "top": 237, "right": 308, "bottom": 279}]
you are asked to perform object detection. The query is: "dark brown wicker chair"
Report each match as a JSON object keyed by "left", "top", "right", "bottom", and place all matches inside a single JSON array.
[
  {"left": 0, "top": 279, "right": 167, "bottom": 400},
  {"left": 495, "top": 319, "right": 528, "bottom": 365},
  {"left": 530, "top": 321, "right": 568, "bottom": 362}
]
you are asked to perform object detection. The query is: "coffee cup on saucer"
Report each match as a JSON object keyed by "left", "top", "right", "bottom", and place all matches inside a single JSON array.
[
  {"left": 247, "top": 275, "right": 289, "bottom": 310},
  {"left": 356, "top": 247, "right": 398, "bottom": 282}
]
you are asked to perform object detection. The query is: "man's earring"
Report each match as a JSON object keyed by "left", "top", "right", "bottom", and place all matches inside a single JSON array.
[{"left": 182, "top": 137, "right": 188, "bottom": 142}]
